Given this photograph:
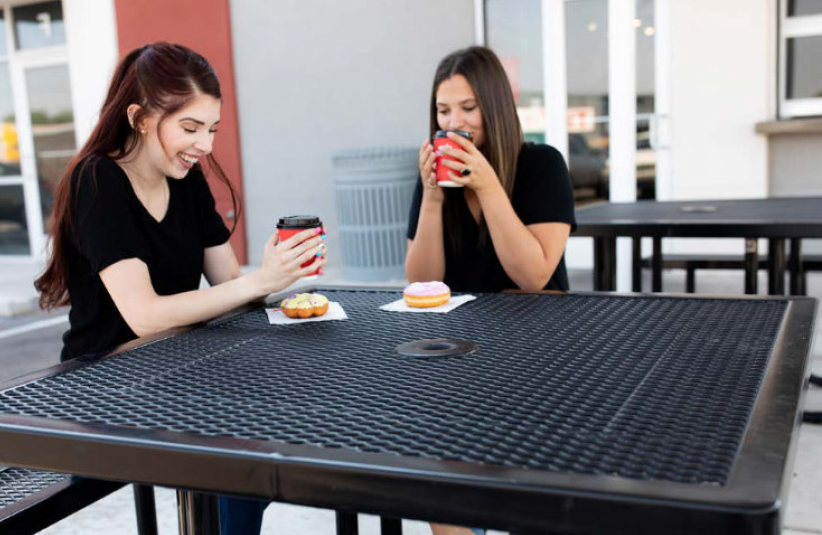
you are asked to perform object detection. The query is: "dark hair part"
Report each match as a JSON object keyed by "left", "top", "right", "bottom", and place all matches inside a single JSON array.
[
  {"left": 429, "top": 46, "right": 523, "bottom": 251},
  {"left": 36, "top": 42, "right": 241, "bottom": 309}
]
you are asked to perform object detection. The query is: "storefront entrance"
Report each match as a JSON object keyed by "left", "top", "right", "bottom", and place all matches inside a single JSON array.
[{"left": 0, "top": 0, "right": 74, "bottom": 258}]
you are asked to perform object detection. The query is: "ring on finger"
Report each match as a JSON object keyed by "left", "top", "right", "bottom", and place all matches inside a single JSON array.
[{"left": 461, "top": 167, "right": 472, "bottom": 177}]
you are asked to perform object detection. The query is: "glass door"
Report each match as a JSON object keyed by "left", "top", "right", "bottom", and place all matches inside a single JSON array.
[
  {"left": 0, "top": 0, "right": 73, "bottom": 257},
  {"left": 0, "top": 5, "right": 28, "bottom": 255},
  {"left": 564, "top": 0, "right": 658, "bottom": 204},
  {"left": 485, "top": 0, "right": 663, "bottom": 206}
]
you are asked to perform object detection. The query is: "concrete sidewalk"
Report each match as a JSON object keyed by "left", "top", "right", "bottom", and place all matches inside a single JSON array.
[{"left": 0, "top": 259, "right": 41, "bottom": 316}]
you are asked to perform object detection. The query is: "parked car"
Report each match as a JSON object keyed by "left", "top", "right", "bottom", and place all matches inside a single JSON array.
[{"left": 568, "top": 133, "right": 608, "bottom": 199}]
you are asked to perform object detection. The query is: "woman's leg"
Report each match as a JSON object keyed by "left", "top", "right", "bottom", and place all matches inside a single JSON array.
[
  {"left": 430, "top": 523, "right": 485, "bottom": 535},
  {"left": 219, "top": 496, "right": 268, "bottom": 535}
]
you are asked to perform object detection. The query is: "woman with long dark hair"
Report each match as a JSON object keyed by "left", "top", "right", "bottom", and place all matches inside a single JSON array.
[
  {"left": 35, "top": 42, "right": 324, "bottom": 533},
  {"left": 406, "top": 46, "right": 575, "bottom": 297},
  {"left": 405, "top": 46, "right": 576, "bottom": 535}
]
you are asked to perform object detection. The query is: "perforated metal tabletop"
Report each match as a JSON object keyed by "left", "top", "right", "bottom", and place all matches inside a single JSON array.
[
  {"left": 575, "top": 197, "right": 822, "bottom": 293},
  {"left": 575, "top": 197, "right": 822, "bottom": 237},
  {"left": 0, "top": 289, "right": 815, "bottom": 534}
]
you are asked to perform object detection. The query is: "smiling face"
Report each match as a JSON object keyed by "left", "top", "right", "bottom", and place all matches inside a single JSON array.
[
  {"left": 435, "top": 74, "right": 485, "bottom": 149},
  {"left": 137, "top": 92, "right": 221, "bottom": 179}
]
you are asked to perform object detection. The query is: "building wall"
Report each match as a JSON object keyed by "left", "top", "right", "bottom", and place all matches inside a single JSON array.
[
  {"left": 660, "top": 0, "right": 774, "bottom": 258},
  {"left": 230, "top": 0, "right": 475, "bottom": 265},
  {"left": 668, "top": 0, "right": 771, "bottom": 201},
  {"left": 768, "top": 135, "right": 822, "bottom": 196},
  {"left": 113, "top": 0, "right": 248, "bottom": 262},
  {"left": 64, "top": 0, "right": 118, "bottom": 147}
]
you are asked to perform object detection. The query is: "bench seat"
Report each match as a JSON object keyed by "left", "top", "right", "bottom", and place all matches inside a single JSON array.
[
  {"left": 0, "top": 466, "right": 123, "bottom": 534},
  {"left": 641, "top": 254, "right": 822, "bottom": 293}
]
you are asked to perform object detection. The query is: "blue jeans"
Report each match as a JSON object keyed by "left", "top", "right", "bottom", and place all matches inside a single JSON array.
[
  {"left": 219, "top": 496, "right": 268, "bottom": 535},
  {"left": 218, "top": 496, "right": 484, "bottom": 535}
]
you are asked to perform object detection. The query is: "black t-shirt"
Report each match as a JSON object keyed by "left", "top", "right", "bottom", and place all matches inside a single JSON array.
[
  {"left": 61, "top": 156, "right": 231, "bottom": 361},
  {"left": 407, "top": 143, "right": 577, "bottom": 293}
]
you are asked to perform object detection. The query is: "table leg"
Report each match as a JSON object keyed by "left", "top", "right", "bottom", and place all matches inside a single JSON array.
[
  {"left": 594, "top": 237, "right": 616, "bottom": 291},
  {"left": 632, "top": 237, "right": 642, "bottom": 292},
  {"left": 380, "top": 516, "right": 403, "bottom": 535},
  {"left": 768, "top": 238, "right": 787, "bottom": 295},
  {"left": 790, "top": 238, "right": 804, "bottom": 296},
  {"left": 336, "top": 511, "right": 359, "bottom": 535},
  {"left": 134, "top": 484, "right": 158, "bottom": 535},
  {"left": 745, "top": 238, "right": 758, "bottom": 295},
  {"left": 651, "top": 237, "right": 662, "bottom": 293},
  {"left": 686, "top": 267, "right": 696, "bottom": 294},
  {"left": 176, "top": 490, "right": 220, "bottom": 535}
]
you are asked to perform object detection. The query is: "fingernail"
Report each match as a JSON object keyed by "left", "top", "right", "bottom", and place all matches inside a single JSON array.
[
  {"left": 318, "top": 268, "right": 324, "bottom": 275},
  {"left": 314, "top": 228, "right": 321, "bottom": 234}
]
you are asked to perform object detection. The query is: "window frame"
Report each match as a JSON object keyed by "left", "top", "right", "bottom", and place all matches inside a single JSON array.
[
  {"left": 0, "top": 0, "right": 71, "bottom": 259},
  {"left": 778, "top": 0, "right": 822, "bottom": 118}
]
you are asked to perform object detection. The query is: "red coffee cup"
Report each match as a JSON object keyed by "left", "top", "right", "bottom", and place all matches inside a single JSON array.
[
  {"left": 276, "top": 215, "right": 324, "bottom": 276},
  {"left": 433, "top": 129, "right": 472, "bottom": 187}
]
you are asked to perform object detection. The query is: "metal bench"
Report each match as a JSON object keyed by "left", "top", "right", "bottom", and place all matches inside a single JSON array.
[
  {"left": 641, "top": 253, "right": 822, "bottom": 294},
  {"left": 0, "top": 466, "right": 157, "bottom": 534}
]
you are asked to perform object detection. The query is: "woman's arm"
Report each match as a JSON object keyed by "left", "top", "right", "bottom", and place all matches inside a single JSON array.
[
  {"left": 203, "top": 242, "right": 242, "bottom": 285},
  {"left": 100, "top": 229, "right": 324, "bottom": 336},
  {"left": 405, "top": 140, "right": 447, "bottom": 282},
  {"left": 405, "top": 198, "right": 446, "bottom": 282},
  {"left": 438, "top": 133, "right": 572, "bottom": 291},
  {"left": 477, "top": 185, "right": 571, "bottom": 291}
]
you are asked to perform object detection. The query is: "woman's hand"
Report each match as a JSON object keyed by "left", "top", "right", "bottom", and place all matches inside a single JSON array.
[
  {"left": 255, "top": 228, "right": 326, "bottom": 294},
  {"left": 437, "top": 132, "right": 502, "bottom": 194},
  {"left": 419, "top": 139, "right": 444, "bottom": 203}
]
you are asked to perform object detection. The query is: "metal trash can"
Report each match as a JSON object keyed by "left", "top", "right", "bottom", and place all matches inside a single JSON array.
[{"left": 332, "top": 147, "right": 418, "bottom": 282}]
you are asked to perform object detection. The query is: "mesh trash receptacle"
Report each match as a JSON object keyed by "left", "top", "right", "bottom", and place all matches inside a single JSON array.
[{"left": 332, "top": 147, "right": 418, "bottom": 282}]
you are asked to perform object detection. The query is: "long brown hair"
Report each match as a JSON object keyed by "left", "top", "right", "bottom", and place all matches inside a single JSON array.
[
  {"left": 35, "top": 42, "right": 240, "bottom": 310},
  {"left": 429, "top": 46, "right": 523, "bottom": 251}
]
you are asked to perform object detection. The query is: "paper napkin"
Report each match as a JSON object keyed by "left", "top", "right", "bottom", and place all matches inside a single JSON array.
[
  {"left": 266, "top": 302, "right": 348, "bottom": 325},
  {"left": 379, "top": 294, "right": 477, "bottom": 313}
]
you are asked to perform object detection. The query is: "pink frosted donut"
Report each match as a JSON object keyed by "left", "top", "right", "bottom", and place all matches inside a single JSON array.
[{"left": 403, "top": 281, "right": 451, "bottom": 308}]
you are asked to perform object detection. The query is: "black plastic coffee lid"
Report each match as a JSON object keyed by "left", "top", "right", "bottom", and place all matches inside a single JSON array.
[
  {"left": 277, "top": 215, "right": 322, "bottom": 228},
  {"left": 433, "top": 129, "right": 472, "bottom": 140}
]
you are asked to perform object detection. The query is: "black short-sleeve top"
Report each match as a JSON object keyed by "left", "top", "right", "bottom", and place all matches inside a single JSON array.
[
  {"left": 61, "top": 156, "right": 231, "bottom": 361},
  {"left": 407, "top": 143, "right": 576, "bottom": 293}
]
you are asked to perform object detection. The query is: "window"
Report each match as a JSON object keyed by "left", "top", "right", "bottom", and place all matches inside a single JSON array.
[
  {"left": 485, "top": 0, "right": 657, "bottom": 205},
  {"left": 779, "top": 0, "right": 822, "bottom": 117},
  {"left": 0, "top": 1, "right": 75, "bottom": 256}
]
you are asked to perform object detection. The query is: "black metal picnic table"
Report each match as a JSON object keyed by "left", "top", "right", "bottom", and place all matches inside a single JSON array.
[
  {"left": 575, "top": 196, "right": 822, "bottom": 295},
  {"left": 0, "top": 288, "right": 815, "bottom": 535}
]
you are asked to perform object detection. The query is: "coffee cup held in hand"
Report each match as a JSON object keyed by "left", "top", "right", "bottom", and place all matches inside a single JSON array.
[
  {"left": 276, "top": 215, "right": 324, "bottom": 276},
  {"left": 432, "top": 130, "right": 472, "bottom": 188}
]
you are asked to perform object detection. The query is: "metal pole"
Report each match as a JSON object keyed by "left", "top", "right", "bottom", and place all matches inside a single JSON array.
[
  {"left": 651, "top": 237, "right": 662, "bottom": 293},
  {"left": 336, "top": 511, "right": 358, "bottom": 535},
  {"left": 380, "top": 516, "right": 403, "bottom": 535},
  {"left": 632, "top": 237, "right": 642, "bottom": 292},
  {"left": 768, "top": 238, "right": 786, "bottom": 295},
  {"left": 744, "top": 238, "right": 759, "bottom": 295},
  {"left": 594, "top": 237, "right": 605, "bottom": 291},
  {"left": 134, "top": 484, "right": 158, "bottom": 535},
  {"left": 789, "top": 238, "right": 804, "bottom": 295},
  {"left": 177, "top": 490, "right": 220, "bottom": 535}
]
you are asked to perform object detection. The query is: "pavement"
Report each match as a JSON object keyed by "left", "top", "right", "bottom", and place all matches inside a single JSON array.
[
  {"left": 0, "top": 259, "right": 820, "bottom": 534},
  {"left": 0, "top": 258, "right": 42, "bottom": 317}
]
